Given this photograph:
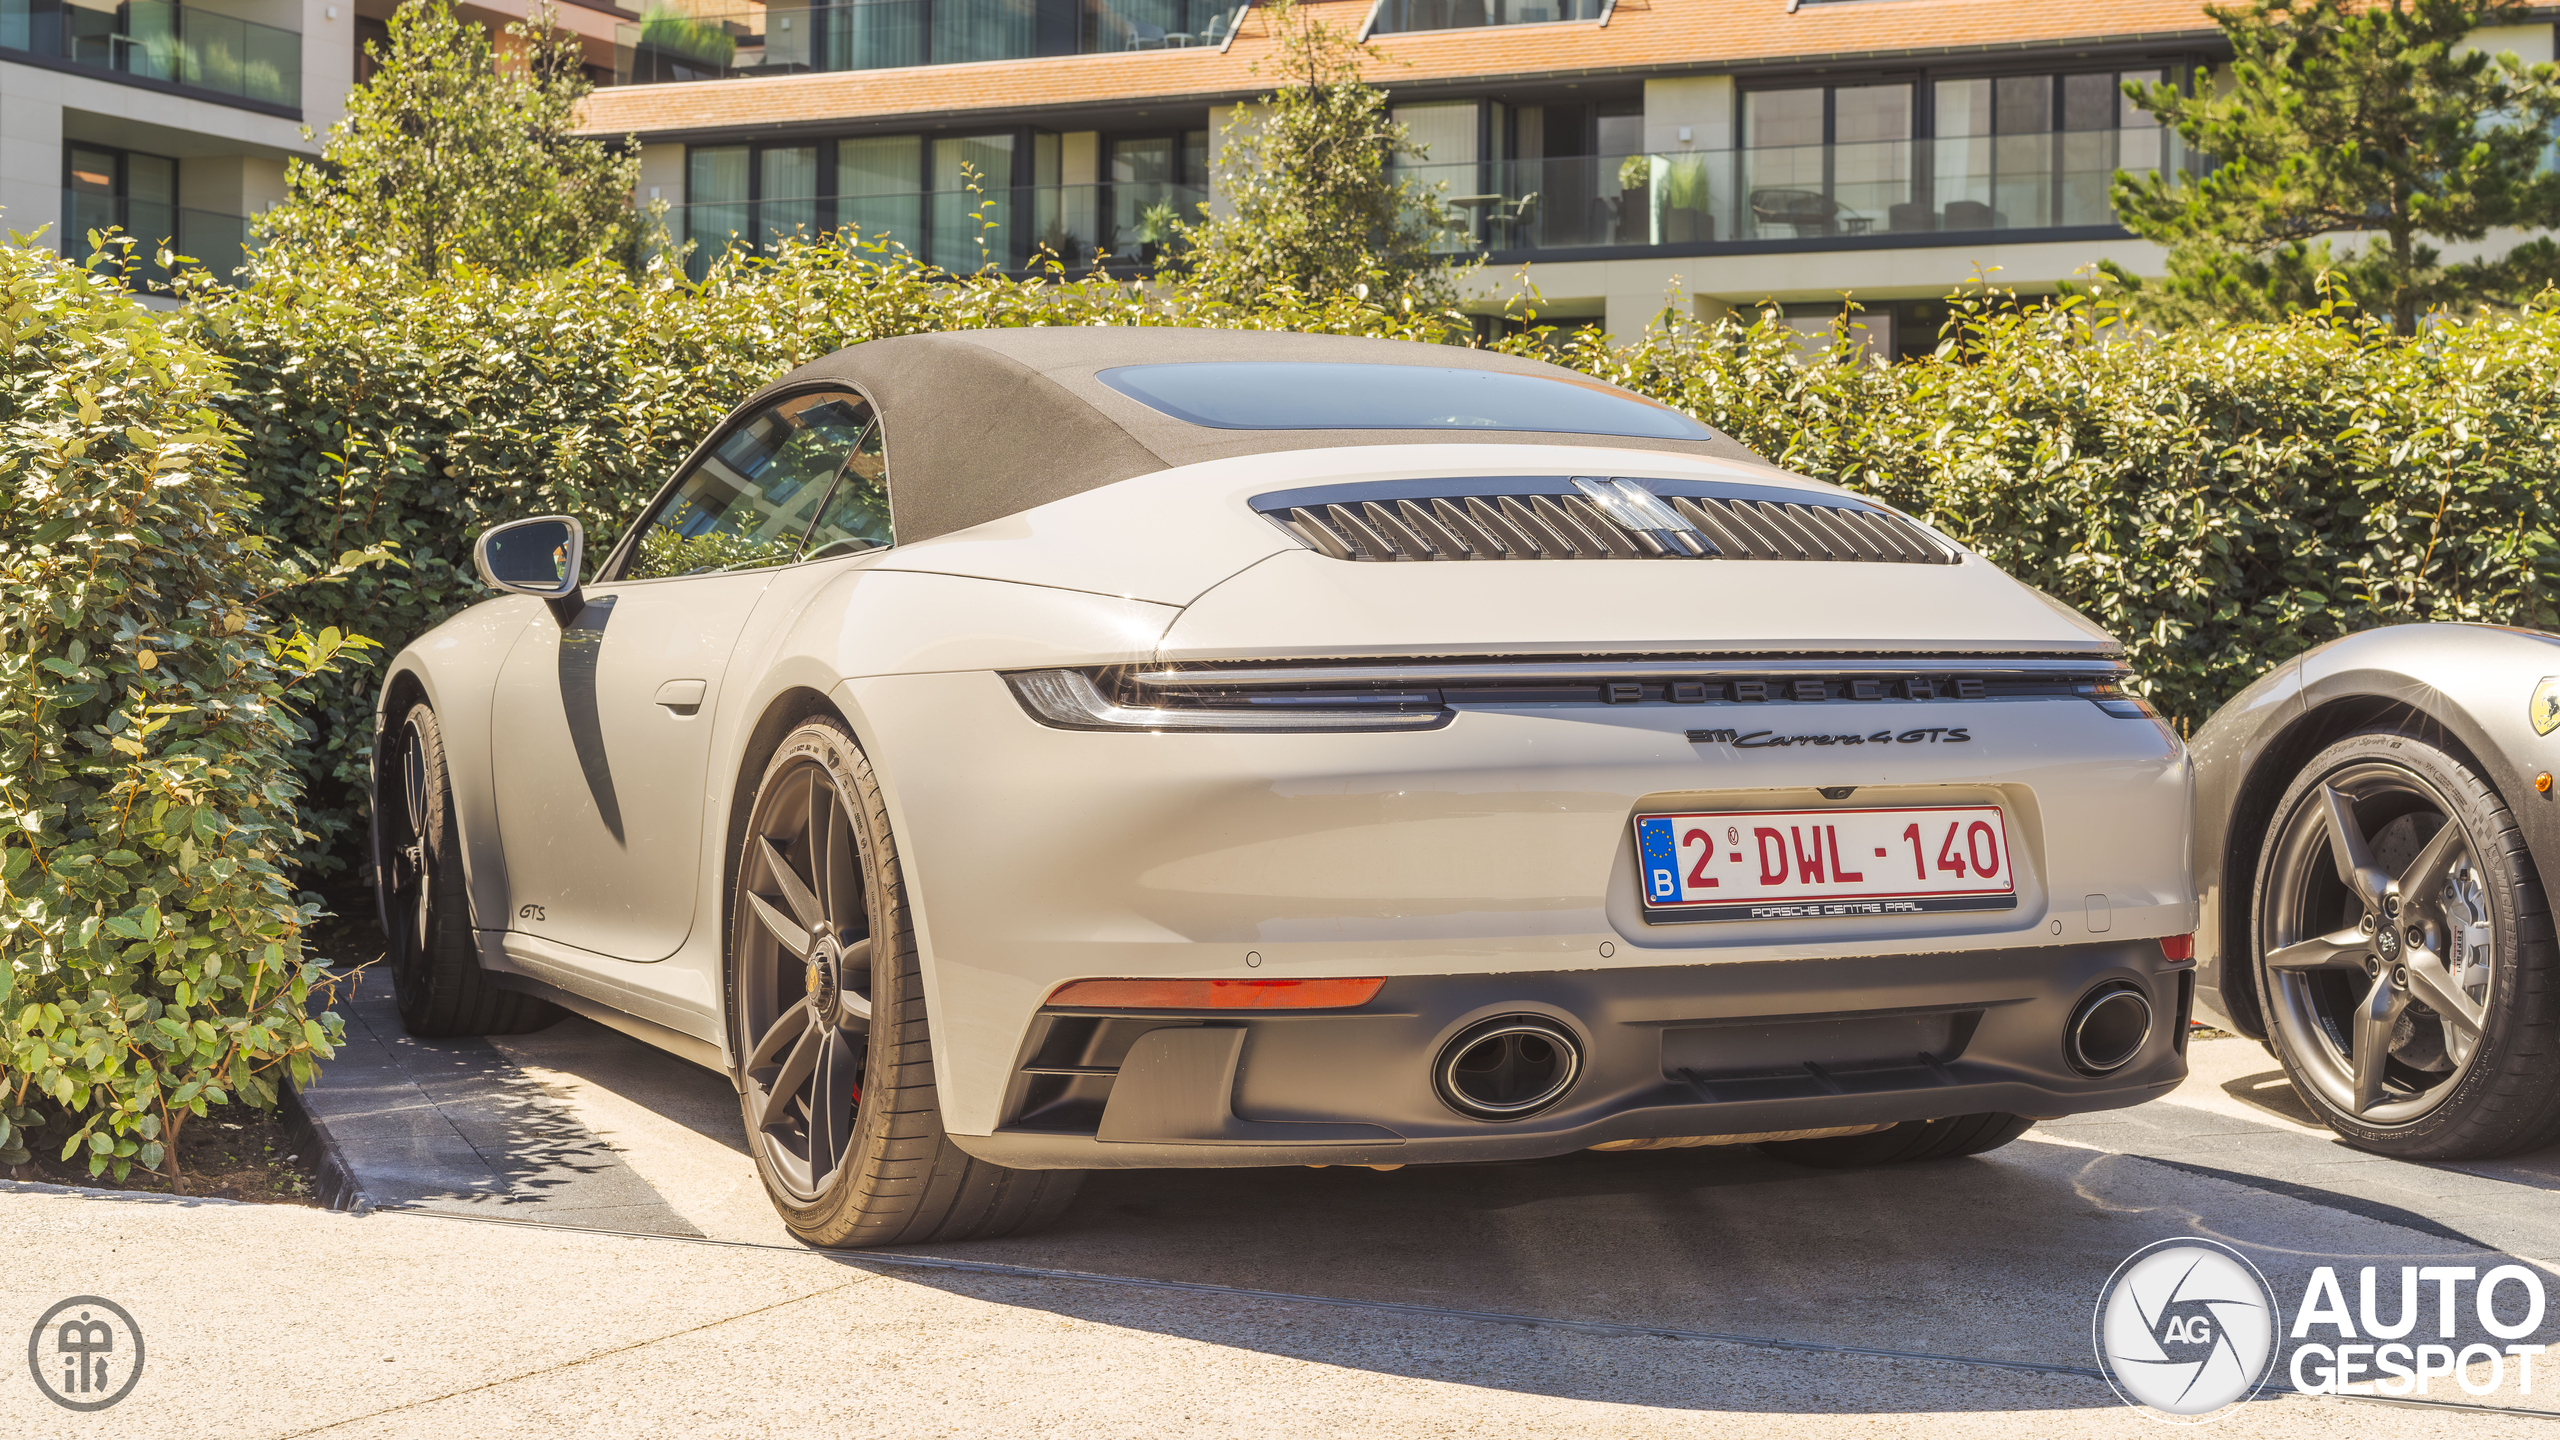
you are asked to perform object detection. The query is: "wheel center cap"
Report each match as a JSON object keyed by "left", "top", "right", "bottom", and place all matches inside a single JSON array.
[
  {"left": 2375, "top": 919, "right": 2402, "bottom": 962},
  {"left": 805, "top": 933, "right": 841, "bottom": 1015}
]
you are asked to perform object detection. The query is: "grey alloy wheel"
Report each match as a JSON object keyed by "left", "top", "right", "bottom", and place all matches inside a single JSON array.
[
  {"left": 728, "top": 717, "right": 1084, "bottom": 1246},
  {"left": 2253, "top": 728, "right": 2560, "bottom": 1159},
  {"left": 733, "top": 736, "right": 874, "bottom": 1204}
]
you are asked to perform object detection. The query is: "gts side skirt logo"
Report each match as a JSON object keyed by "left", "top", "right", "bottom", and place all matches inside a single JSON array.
[{"left": 1687, "top": 726, "right": 1973, "bottom": 749}]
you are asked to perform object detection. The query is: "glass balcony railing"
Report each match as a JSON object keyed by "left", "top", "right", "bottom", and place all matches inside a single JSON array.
[
  {"left": 662, "top": 181, "right": 1203, "bottom": 278},
  {"left": 616, "top": 0, "right": 1246, "bottom": 84},
  {"left": 61, "top": 189, "right": 258, "bottom": 290},
  {"left": 2, "top": 0, "right": 300, "bottom": 107},
  {"left": 1396, "top": 130, "right": 2186, "bottom": 254},
  {"left": 1370, "top": 0, "right": 1606, "bottom": 35}
]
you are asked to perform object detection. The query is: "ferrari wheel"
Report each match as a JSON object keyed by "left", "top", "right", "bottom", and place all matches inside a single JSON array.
[
  {"left": 1758, "top": 1113, "right": 2033, "bottom": 1169},
  {"left": 730, "top": 717, "right": 1083, "bottom": 1248},
  {"left": 382, "top": 703, "right": 560, "bottom": 1037},
  {"left": 2252, "top": 728, "right": 2560, "bottom": 1160}
]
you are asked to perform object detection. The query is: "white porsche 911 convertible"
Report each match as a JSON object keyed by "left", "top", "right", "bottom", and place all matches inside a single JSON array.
[{"left": 373, "top": 328, "right": 2195, "bottom": 1248}]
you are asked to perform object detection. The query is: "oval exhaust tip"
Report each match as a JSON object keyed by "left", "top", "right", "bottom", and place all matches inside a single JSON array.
[
  {"left": 2068, "top": 983, "right": 2153, "bottom": 1075},
  {"left": 1435, "top": 1015, "right": 1582, "bottom": 1120}
]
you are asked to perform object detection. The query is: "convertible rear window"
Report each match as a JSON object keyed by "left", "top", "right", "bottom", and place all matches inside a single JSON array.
[{"left": 1096, "top": 362, "right": 1716, "bottom": 441}]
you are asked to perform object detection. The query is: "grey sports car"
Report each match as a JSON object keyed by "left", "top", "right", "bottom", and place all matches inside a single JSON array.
[
  {"left": 375, "top": 327, "right": 2196, "bottom": 1249},
  {"left": 2190, "top": 623, "right": 2560, "bottom": 1159}
]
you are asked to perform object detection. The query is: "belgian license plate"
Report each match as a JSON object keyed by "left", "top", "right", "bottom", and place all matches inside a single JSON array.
[{"left": 1634, "top": 805, "right": 2018, "bottom": 922}]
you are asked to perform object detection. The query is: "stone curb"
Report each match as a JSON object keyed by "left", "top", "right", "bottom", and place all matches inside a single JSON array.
[{"left": 282, "top": 1080, "right": 374, "bottom": 1216}]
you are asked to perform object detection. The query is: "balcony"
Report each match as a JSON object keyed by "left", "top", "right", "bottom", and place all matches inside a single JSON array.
[
  {"left": 666, "top": 180, "right": 1202, "bottom": 278},
  {"left": 1399, "top": 128, "right": 2188, "bottom": 256},
  {"left": 1370, "top": 0, "right": 1607, "bottom": 36},
  {"left": 615, "top": 0, "right": 1247, "bottom": 84},
  {"left": 664, "top": 128, "right": 2183, "bottom": 280},
  {"left": 61, "top": 188, "right": 257, "bottom": 289},
  {"left": 1, "top": 0, "right": 300, "bottom": 108}
]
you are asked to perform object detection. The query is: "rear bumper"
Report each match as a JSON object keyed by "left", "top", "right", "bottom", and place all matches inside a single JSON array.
[{"left": 952, "top": 939, "right": 2190, "bottom": 1169}]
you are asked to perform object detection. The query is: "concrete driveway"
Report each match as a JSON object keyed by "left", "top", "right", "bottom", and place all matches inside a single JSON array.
[{"left": 10, "top": 966, "right": 2560, "bottom": 1436}]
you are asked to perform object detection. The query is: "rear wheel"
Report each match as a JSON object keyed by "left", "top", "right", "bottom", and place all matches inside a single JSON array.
[
  {"left": 730, "top": 717, "right": 1083, "bottom": 1248},
  {"left": 2251, "top": 728, "right": 2560, "bottom": 1159},
  {"left": 381, "top": 702, "right": 560, "bottom": 1037},
  {"left": 1758, "top": 1113, "right": 2033, "bottom": 1169}
]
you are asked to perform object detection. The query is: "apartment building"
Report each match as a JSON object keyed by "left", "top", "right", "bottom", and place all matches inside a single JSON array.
[
  {"left": 574, "top": 0, "right": 2560, "bottom": 349},
  {"left": 0, "top": 0, "right": 629, "bottom": 285}
]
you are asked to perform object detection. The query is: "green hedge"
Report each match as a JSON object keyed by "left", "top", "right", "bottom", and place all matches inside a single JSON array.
[
  {"left": 1562, "top": 292, "right": 2558, "bottom": 727},
  {"left": 191, "top": 245, "right": 2560, "bottom": 879},
  {"left": 196, "top": 247, "right": 1468, "bottom": 872},
  {"left": 0, "top": 243, "right": 354, "bottom": 1176}
]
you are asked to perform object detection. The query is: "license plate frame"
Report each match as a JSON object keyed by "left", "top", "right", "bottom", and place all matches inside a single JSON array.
[{"left": 1634, "top": 804, "right": 2019, "bottom": 924}]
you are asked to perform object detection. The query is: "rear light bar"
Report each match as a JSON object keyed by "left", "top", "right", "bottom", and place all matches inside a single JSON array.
[
  {"left": 1044, "top": 977, "right": 1386, "bottom": 1010},
  {"left": 1007, "top": 669, "right": 1450, "bottom": 734},
  {"left": 2160, "top": 934, "right": 2194, "bottom": 962}
]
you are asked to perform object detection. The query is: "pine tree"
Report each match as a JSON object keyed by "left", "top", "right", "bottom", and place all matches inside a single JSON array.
[{"left": 2112, "top": 0, "right": 2560, "bottom": 333}]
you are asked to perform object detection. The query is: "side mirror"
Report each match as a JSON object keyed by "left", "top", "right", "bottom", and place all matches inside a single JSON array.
[{"left": 475, "top": 516, "right": 585, "bottom": 624}]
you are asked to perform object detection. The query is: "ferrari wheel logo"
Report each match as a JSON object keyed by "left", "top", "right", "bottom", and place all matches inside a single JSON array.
[{"left": 2535, "top": 677, "right": 2560, "bottom": 738}]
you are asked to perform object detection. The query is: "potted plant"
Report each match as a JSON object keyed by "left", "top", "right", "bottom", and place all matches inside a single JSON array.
[
  {"left": 1615, "top": 154, "right": 1652, "bottom": 244},
  {"left": 1657, "top": 155, "right": 1711, "bottom": 244},
  {"left": 634, "top": 8, "right": 736, "bottom": 80},
  {"left": 1135, "top": 200, "right": 1179, "bottom": 265}
]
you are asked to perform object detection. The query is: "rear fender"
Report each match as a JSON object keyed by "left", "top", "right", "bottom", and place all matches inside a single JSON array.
[
  {"left": 371, "top": 597, "right": 548, "bottom": 943},
  {"left": 2194, "top": 624, "right": 2560, "bottom": 1036}
]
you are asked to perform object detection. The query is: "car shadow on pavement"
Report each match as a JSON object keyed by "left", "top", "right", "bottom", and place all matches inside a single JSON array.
[{"left": 801, "top": 1137, "right": 2510, "bottom": 1414}]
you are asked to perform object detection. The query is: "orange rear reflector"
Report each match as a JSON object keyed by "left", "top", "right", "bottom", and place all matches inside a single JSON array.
[
  {"left": 2159, "top": 934, "right": 2194, "bottom": 962},
  {"left": 1045, "top": 977, "right": 1386, "bottom": 1010}
]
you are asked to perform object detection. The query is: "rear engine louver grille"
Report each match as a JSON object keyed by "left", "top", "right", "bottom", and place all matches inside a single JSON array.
[{"left": 1272, "top": 493, "right": 1956, "bottom": 564}]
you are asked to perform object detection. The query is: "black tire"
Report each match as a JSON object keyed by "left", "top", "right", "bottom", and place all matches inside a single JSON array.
[
  {"left": 2250, "top": 727, "right": 2560, "bottom": 1160},
  {"left": 381, "top": 703, "right": 561, "bottom": 1038},
  {"left": 1757, "top": 1113, "right": 2033, "bottom": 1169},
  {"left": 729, "top": 717, "right": 1083, "bottom": 1248}
]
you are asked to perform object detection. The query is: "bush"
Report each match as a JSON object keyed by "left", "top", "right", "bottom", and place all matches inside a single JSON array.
[
  {"left": 196, "top": 244, "right": 1469, "bottom": 872},
  {"left": 193, "top": 246, "right": 2559, "bottom": 877},
  {"left": 1559, "top": 289, "right": 2558, "bottom": 726},
  {"left": 0, "top": 242, "right": 362, "bottom": 1178}
]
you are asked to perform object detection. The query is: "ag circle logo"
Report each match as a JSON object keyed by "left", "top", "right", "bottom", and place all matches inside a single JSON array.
[{"left": 2094, "top": 1239, "right": 2279, "bottom": 1419}]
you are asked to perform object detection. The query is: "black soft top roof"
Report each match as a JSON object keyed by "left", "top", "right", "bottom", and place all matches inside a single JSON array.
[{"left": 742, "top": 327, "right": 1772, "bottom": 545}]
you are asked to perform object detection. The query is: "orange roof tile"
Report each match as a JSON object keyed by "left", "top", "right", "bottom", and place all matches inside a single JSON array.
[{"left": 577, "top": 0, "right": 2219, "bottom": 138}]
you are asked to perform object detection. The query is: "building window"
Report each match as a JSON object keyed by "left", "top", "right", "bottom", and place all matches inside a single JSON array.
[
  {"left": 60, "top": 143, "right": 253, "bottom": 289},
  {"left": 839, "top": 136, "right": 924, "bottom": 252},
  {"left": 1371, "top": 0, "right": 1607, "bottom": 36},
  {"left": 1741, "top": 83, "right": 1914, "bottom": 238},
  {"left": 3, "top": 0, "right": 300, "bottom": 108},
  {"left": 1934, "top": 69, "right": 2166, "bottom": 230},
  {"left": 1723, "top": 68, "right": 2175, "bottom": 241},
  {"left": 617, "top": 0, "right": 1248, "bottom": 83},
  {"left": 1102, "top": 130, "right": 1207, "bottom": 263}
]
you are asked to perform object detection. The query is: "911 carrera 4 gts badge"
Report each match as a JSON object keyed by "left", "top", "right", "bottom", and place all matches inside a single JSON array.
[
  {"left": 1687, "top": 727, "right": 1972, "bottom": 749},
  {"left": 2535, "top": 677, "right": 2560, "bottom": 737}
]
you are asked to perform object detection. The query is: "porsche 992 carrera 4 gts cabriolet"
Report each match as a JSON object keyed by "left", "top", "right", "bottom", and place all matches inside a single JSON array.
[{"left": 374, "top": 328, "right": 2195, "bottom": 1248}]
